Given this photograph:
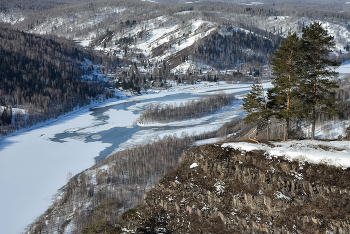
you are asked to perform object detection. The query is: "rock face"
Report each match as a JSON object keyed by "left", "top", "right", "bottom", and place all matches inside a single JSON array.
[{"left": 120, "top": 143, "right": 350, "bottom": 233}]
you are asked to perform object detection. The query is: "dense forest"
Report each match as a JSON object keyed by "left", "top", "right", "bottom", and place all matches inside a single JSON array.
[
  {"left": 0, "top": 27, "right": 118, "bottom": 134},
  {"left": 194, "top": 29, "right": 283, "bottom": 69}
]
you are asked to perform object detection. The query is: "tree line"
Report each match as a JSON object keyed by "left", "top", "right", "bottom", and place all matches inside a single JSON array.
[
  {"left": 139, "top": 93, "right": 235, "bottom": 123},
  {"left": 243, "top": 22, "right": 344, "bottom": 141}
]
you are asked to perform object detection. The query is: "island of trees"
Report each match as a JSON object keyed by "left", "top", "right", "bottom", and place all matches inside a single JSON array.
[{"left": 139, "top": 93, "right": 235, "bottom": 124}]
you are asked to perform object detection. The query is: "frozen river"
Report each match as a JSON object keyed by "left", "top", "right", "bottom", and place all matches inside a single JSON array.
[{"left": 0, "top": 82, "right": 272, "bottom": 234}]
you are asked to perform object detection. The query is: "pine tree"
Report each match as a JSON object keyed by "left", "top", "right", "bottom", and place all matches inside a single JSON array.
[
  {"left": 243, "top": 79, "right": 271, "bottom": 140},
  {"left": 1, "top": 106, "right": 12, "bottom": 126},
  {"left": 269, "top": 32, "right": 303, "bottom": 141},
  {"left": 300, "top": 22, "right": 340, "bottom": 140}
]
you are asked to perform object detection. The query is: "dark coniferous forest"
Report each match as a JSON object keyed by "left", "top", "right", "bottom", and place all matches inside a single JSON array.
[
  {"left": 0, "top": 27, "right": 114, "bottom": 133},
  {"left": 195, "top": 29, "right": 283, "bottom": 69}
]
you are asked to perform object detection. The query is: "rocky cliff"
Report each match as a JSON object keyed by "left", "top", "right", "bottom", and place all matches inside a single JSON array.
[{"left": 119, "top": 143, "right": 350, "bottom": 233}]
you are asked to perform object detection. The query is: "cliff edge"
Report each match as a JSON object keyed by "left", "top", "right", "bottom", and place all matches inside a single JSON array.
[{"left": 119, "top": 142, "right": 350, "bottom": 233}]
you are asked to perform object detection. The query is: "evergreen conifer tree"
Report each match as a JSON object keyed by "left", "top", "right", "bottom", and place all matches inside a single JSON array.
[
  {"left": 300, "top": 22, "right": 340, "bottom": 139},
  {"left": 269, "top": 32, "right": 303, "bottom": 140},
  {"left": 1, "top": 106, "right": 12, "bottom": 126},
  {"left": 243, "top": 79, "right": 271, "bottom": 140}
]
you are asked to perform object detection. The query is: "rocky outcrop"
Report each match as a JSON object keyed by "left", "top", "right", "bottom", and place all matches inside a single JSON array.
[{"left": 120, "top": 143, "right": 350, "bottom": 233}]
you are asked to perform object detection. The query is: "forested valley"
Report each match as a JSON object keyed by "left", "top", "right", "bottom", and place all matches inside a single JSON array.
[
  {"left": 0, "top": 27, "right": 122, "bottom": 135},
  {"left": 1, "top": 0, "right": 350, "bottom": 233}
]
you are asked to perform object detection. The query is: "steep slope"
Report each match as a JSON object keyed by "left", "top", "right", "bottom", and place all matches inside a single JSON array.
[
  {"left": 119, "top": 142, "right": 350, "bottom": 233},
  {"left": 25, "top": 134, "right": 219, "bottom": 234},
  {"left": 0, "top": 27, "right": 117, "bottom": 134}
]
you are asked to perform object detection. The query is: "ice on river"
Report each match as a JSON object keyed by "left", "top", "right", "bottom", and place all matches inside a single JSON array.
[
  {"left": 0, "top": 81, "right": 268, "bottom": 234},
  {"left": 0, "top": 110, "right": 111, "bottom": 234}
]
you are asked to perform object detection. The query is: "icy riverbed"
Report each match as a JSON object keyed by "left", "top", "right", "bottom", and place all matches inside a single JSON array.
[{"left": 0, "top": 81, "right": 271, "bottom": 234}]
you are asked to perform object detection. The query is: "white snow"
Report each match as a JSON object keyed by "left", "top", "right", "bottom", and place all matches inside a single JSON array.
[
  {"left": 214, "top": 181, "right": 225, "bottom": 195},
  {"left": 91, "top": 134, "right": 102, "bottom": 140},
  {"left": 174, "top": 11, "right": 193, "bottom": 15},
  {"left": 305, "top": 119, "right": 350, "bottom": 139},
  {"left": 194, "top": 137, "right": 221, "bottom": 146},
  {"left": 290, "top": 170, "right": 303, "bottom": 180},
  {"left": 335, "top": 62, "right": 350, "bottom": 74},
  {"left": 105, "top": 109, "right": 138, "bottom": 128},
  {"left": 239, "top": 2, "right": 263, "bottom": 5},
  {"left": 78, "top": 109, "right": 138, "bottom": 133},
  {"left": 0, "top": 12, "right": 25, "bottom": 24},
  {"left": 0, "top": 125, "right": 111, "bottom": 234},
  {"left": 64, "top": 220, "right": 76, "bottom": 234},
  {"left": 78, "top": 40, "right": 92, "bottom": 47},
  {"left": 274, "top": 191, "right": 291, "bottom": 201},
  {"left": 171, "top": 60, "right": 213, "bottom": 75},
  {"left": 190, "top": 163, "right": 198, "bottom": 168},
  {"left": 131, "top": 18, "right": 216, "bottom": 64},
  {"left": 267, "top": 16, "right": 289, "bottom": 21},
  {"left": 134, "top": 20, "right": 178, "bottom": 56},
  {"left": 253, "top": 16, "right": 350, "bottom": 54},
  {"left": 28, "top": 7, "right": 126, "bottom": 40},
  {"left": 142, "top": 0, "right": 158, "bottom": 2},
  {"left": 222, "top": 140, "right": 350, "bottom": 168}
]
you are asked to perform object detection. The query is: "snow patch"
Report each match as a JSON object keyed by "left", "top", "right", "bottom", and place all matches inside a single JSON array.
[
  {"left": 275, "top": 191, "right": 291, "bottom": 201},
  {"left": 214, "top": 181, "right": 225, "bottom": 195},
  {"left": 194, "top": 137, "right": 220, "bottom": 146},
  {"left": 222, "top": 140, "right": 350, "bottom": 168}
]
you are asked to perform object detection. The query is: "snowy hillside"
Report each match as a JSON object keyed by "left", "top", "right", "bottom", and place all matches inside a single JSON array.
[
  {"left": 255, "top": 15, "right": 350, "bottom": 53},
  {"left": 0, "top": 11, "right": 25, "bottom": 24},
  {"left": 4, "top": 1, "right": 350, "bottom": 75},
  {"left": 1, "top": 1, "right": 350, "bottom": 233},
  {"left": 222, "top": 140, "right": 350, "bottom": 168}
]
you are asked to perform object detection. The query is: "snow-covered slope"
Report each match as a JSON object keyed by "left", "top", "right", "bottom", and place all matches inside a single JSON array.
[
  {"left": 0, "top": 11, "right": 25, "bottom": 24},
  {"left": 222, "top": 140, "right": 350, "bottom": 168},
  {"left": 256, "top": 16, "right": 350, "bottom": 53},
  {"left": 4, "top": 1, "right": 350, "bottom": 74}
]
